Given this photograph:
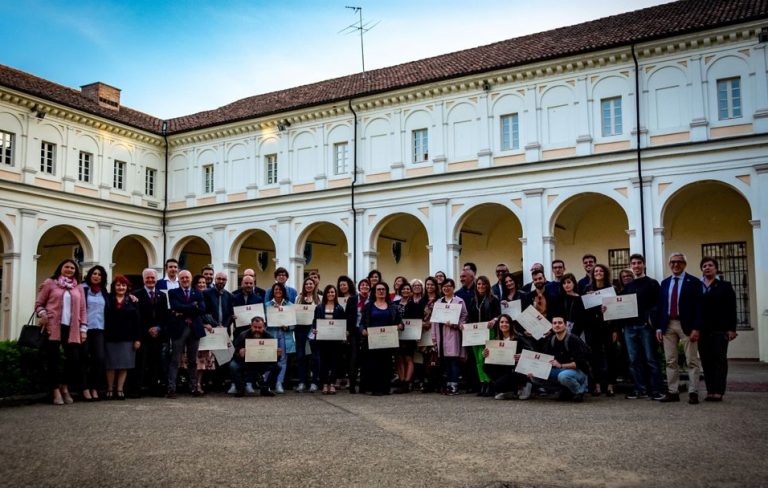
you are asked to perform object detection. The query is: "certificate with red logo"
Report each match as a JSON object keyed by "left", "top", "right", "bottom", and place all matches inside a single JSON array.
[{"left": 245, "top": 338, "right": 277, "bottom": 362}]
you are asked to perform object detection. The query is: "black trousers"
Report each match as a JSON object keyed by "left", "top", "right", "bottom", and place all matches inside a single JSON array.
[
  {"left": 316, "top": 341, "right": 342, "bottom": 385},
  {"left": 44, "top": 325, "right": 81, "bottom": 391},
  {"left": 82, "top": 329, "right": 105, "bottom": 390},
  {"left": 365, "top": 348, "right": 393, "bottom": 394},
  {"left": 699, "top": 331, "right": 730, "bottom": 396},
  {"left": 128, "top": 335, "right": 168, "bottom": 394}
]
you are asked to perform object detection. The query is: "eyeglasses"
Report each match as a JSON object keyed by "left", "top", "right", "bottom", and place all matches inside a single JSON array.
[
  {"left": 495, "top": 269, "right": 507, "bottom": 274},
  {"left": 669, "top": 260, "right": 685, "bottom": 265}
]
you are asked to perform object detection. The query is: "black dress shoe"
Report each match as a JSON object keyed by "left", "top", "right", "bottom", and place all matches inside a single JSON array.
[
  {"left": 688, "top": 392, "right": 699, "bottom": 404},
  {"left": 260, "top": 388, "right": 275, "bottom": 397},
  {"left": 658, "top": 393, "right": 680, "bottom": 402}
]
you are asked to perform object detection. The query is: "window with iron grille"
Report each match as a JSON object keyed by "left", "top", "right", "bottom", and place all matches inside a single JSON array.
[
  {"left": 265, "top": 154, "right": 278, "bottom": 185},
  {"left": 608, "top": 248, "right": 630, "bottom": 279},
  {"left": 0, "top": 130, "right": 14, "bottom": 166},
  {"left": 40, "top": 141, "right": 55, "bottom": 174},
  {"left": 145, "top": 168, "right": 156, "bottom": 197},
  {"left": 78, "top": 151, "right": 92, "bottom": 183},
  {"left": 701, "top": 241, "right": 750, "bottom": 329},
  {"left": 113, "top": 160, "right": 126, "bottom": 190}
]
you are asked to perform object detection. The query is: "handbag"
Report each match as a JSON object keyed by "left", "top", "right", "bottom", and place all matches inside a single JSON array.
[{"left": 18, "top": 313, "right": 45, "bottom": 349}]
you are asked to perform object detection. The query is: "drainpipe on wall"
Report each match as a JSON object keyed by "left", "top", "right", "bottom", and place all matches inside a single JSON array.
[
  {"left": 348, "top": 99, "right": 358, "bottom": 281},
  {"left": 631, "top": 44, "right": 647, "bottom": 258},
  {"left": 161, "top": 120, "right": 169, "bottom": 264}
]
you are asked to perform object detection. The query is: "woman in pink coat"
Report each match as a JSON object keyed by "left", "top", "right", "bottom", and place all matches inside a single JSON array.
[
  {"left": 35, "top": 259, "right": 88, "bottom": 405},
  {"left": 431, "top": 278, "right": 468, "bottom": 395}
]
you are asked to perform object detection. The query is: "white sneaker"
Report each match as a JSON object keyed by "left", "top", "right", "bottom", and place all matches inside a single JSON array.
[
  {"left": 294, "top": 383, "right": 306, "bottom": 393},
  {"left": 494, "top": 392, "right": 517, "bottom": 400},
  {"left": 275, "top": 383, "right": 285, "bottom": 394},
  {"left": 244, "top": 383, "right": 256, "bottom": 395},
  {"left": 227, "top": 384, "right": 237, "bottom": 395},
  {"left": 309, "top": 383, "right": 319, "bottom": 393},
  {"left": 518, "top": 382, "right": 533, "bottom": 400}
]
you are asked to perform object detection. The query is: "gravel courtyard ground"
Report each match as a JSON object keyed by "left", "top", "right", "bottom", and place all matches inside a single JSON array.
[{"left": 2, "top": 362, "right": 767, "bottom": 487}]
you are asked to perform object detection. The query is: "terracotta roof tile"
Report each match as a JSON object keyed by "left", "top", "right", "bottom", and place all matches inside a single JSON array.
[
  {"left": 1, "top": 0, "right": 766, "bottom": 135},
  {"left": 0, "top": 64, "right": 164, "bottom": 134}
]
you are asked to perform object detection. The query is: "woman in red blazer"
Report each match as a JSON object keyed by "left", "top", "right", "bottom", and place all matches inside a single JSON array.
[{"left": 34, "top": 259, "right": 88, "bottom": 405}]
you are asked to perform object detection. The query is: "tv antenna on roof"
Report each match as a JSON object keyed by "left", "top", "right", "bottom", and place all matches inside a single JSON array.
[{"left": 340, "top": 6, "right": 379, "bottom": 75}]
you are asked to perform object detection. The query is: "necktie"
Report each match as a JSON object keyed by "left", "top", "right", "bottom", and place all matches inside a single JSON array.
[
  {"left": 184, "top": 288, "right": 190, "bottom": 301},
  {"left": 670, "top": 277, "right": 679, "bottom": 320},
  {"left": 150, "top": 290, "right": 155, "bottom": 303}
]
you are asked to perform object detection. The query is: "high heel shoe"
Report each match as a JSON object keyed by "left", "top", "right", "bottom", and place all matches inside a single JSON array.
[
  {"left": 116, "top": 391, "right": 125, "bottom": 400},
  {"left": 52, "top": 390, "right": 64, "bottom": 406},
  {"left": 62, "top": 392, "right": 74, "bottom": 404},
  {"left": 105, "top": 390, "right": 114, "bottom": 400}
]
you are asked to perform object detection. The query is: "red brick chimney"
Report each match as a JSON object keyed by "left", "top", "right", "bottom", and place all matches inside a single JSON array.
[{"left": 80, "top": 82, "right": 121, "bottom": 110}]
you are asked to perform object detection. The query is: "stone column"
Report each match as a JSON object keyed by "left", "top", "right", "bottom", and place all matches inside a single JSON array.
[
  {"left": 522, "top": 188, "right": 545, "bottom": 271},
  {"left": 429, "top": 199, "right": 449, "bottom": 275}
]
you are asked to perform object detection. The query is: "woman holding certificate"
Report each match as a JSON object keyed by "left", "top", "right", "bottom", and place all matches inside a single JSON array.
[
  {"left": 265, "top": 282, "right": 296, "bottom": 394},
  {"left": 346, "top": 278, "right": 370, "bottom": 394},
  {"left": 466, "top": 276, "right": 501, "bottom": 397},
  {"left": 360, "top": 282, "right": 400, "bottom": 395},
  {"left": 312, "top": 285, "right": 346, "bottom": 394},
  {"left": 296, "top": 277, "right": 321, "bottom": 393},
  {"left": 484, "top": 314, "right": 523, "bottom": 399},
  {"left": 582, "top": 264, "right": 618, "bottom": 396},
  {"left": 431, "top": 278, "right": 468, "bottom": 395},
  {"left": 394, "top": 282, "right": 422, "bottom": 393},
  {"left": 560, "top": 273, "right": 586, "bottom": 337}
]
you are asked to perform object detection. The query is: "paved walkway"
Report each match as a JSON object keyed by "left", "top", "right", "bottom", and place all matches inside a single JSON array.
[{"left": 2, "top": 361, "right": 767, "bottom": 487}]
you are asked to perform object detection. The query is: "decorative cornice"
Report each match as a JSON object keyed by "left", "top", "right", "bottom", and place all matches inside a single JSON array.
[{"left": 0, "top": 88, "right": 164, "bottom": 147}]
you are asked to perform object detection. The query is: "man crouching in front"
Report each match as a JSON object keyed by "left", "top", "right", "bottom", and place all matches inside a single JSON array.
[
  {"left": 230, "top": 316, "right": 281, "bottom": 397},
  {"left": 543, "top": 316, "right": 590, "bottom": 402}
]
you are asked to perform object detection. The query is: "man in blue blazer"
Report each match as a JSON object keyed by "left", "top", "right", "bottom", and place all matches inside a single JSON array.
[
  {"left": 655, "top": 252, "right": 703, "bottom": 404},
  {"left": 166, "top": 270, "right": 208, "bottom": 398}
]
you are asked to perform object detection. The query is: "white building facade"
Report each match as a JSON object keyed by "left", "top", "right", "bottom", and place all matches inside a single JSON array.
[{"left": 1, "top": 4, "right": 767, "bottom": 359}]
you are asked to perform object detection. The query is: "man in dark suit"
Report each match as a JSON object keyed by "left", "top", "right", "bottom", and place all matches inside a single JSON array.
[
  {"left": 491, "top": 263, "right": 509, "bottom": 299},
  {"left": 577, "top": 254, "right": 596, "bottom": 295},
  {"left": 166, "top": 270, "right": 208, "bottom": 398},
  {"left": 128, "top": 268, "right": 169, "bottom": 397},
  {"left": 655, "top": 252, "right": 703, "bottom": 404}
]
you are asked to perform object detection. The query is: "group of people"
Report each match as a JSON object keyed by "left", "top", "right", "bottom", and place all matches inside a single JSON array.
[{"left": 33, "top": 250, "right": 737, "bottom": 405}]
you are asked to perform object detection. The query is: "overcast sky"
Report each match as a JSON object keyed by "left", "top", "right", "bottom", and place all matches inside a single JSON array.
[{"left": 0, "top": 0, "right": 670, "bottom": 119}]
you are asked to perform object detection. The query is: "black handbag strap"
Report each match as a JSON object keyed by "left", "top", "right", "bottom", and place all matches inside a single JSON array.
[{"left": 26, "top": 312, "right": 37, "bottom": 326}]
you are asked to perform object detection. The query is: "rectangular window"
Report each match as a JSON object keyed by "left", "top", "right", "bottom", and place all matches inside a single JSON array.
[
  {"left": 333, "top": 142, "right": 349, "bottom": 175},
  {"left": 203, "top": 164, "right": 214, "bottom": 193},
  {"left": 717, "top": 77, "right": 742, "bottom": 120},
  {"left": 500, "top": 113, "right": 520, "bottom": 151},
  {"left": 113, "top": 160, "right": 126, "bottom": 190},
  {"left": 78, "top": 151, "right": 92, "bottom": 183},
  {"left": 265, "top": 154, "right": 278, "bottom": 185},
  {"left": 701, "top": 241, "right": 750, "bottom": 329},
  {"left": 412, "top": 129, "right": 428, "bottom": 163},
  {"left": 145, "top": 168, "right": 156, "bottom": 197},
  {"left": 608, "top": 248, "right": 630, "bottom": 279},
  {"left": 0, "top": 130, "right": 14, "bottom": 166},
  {"left": 40, "top": 141, "right": 55, "bottom": 174},
  {"left": 601, "top": 97, "right": 623, "bottom": 136}
]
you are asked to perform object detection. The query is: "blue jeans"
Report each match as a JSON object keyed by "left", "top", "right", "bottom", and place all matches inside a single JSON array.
[
  {"left": 624, "top": 324, "right": 663, "bottom": 395},
  {"left": 442, "top": 357, "right": 461, "bottom": 384},
  {"left": 229, "top": 360, "right": 278, "bottom": 391},
  {"left": 548, "top": 367, "right": 588, "bottom": 394}
]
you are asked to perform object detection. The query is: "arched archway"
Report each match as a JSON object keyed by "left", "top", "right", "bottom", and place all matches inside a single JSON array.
[
  {"left": 661, "top": 180, "right": 755, "bottom": 357},
  {"left": 175, "top": 237, "right": 212, "bottom": 276},
  {"left": 232, "top": 229, "right": 277, "bottom": 290},
  {"left": 296, "top": 223, "right": 348, "bottom": 286},
  {"left": 36, "top": 225, "right": 92, "bottom": 287},
  {"left": 552, "top": 193, "right": 629, "bottom": 279},
  {"left": 371, "top": 213, "right": 429, "bottom": 283},
  {"left": 454, "top": 203, "right": 523, "bottom": 278},
  {"left": 0, "top": 221, "right": 12, "bottom": 339},
  {"left": 111, "top": 235, "right": 151, "bottom": 290}
]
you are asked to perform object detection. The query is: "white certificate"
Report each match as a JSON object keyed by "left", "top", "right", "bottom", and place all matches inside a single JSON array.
[
  {"left": 430, "top": 302, "right": 462, "bottom": 324},
  {"left": 211, "top": 338, "right": 235, "bottom": 365},
  {"left": 602, "top": 294, "right": 638, "bottom": 320},
  {"left": 417, "top": 329, "right": 434, "bottom": 347},
  {"left": 461, "top": 322, "right": 490, "bottom": 347},
  {"left": 233, "top": 303, "right": 265, "bottom": 327},
  {"left": 367, "top": 326, "right": 399, "bottom": 350},
  {"left": 581, "top": 287, "right": 616, "bottom": 309},
  {"left": 245, "top": 338, "right": 277, "bottom": 362},
  {"left": 485, "top": 340, "right": 517, "bottom": 365},
  {"left": 315, "top": 319, "right": 346, "bottom": 341},
  {"left": 197, "top": 327, "right": 229, "bottom": 351},
  {"left": 266, "top": 305, "right": 296, "bottom": 327},
  {"left": 400, "top": 319, "right": 422, "bottom": 341},
  {"left": 517, "top": 306, "right": 552, "bottom": 340},
  {"left": 500, "top": 299, "right": 522, "bottom": 319},
  {"left": 515, "top": 349, "right": 554, "bottom": 379},
  {"left": 338, "top": 297, "right": 349, "bottom": 308},
  {"left": 295, "top": 304, "right": 315, "bottom": 325}
]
